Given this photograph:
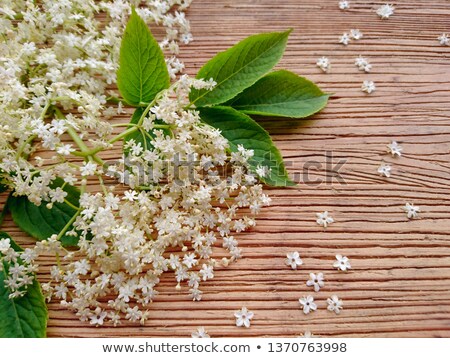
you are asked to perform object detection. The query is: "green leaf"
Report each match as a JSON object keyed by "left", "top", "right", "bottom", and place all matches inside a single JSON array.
[
  {"left": 8, "top": 178, "right": 80, "bottom": 247},
  {"left": 190, "top": 30, "right": 291, "bottom": 107},
  {"left": 0, "top": 232, "right": 48, "bottom": 338},
  {"left": 117, "top": 8, "right": 170, "bottom": 106},
  {"left": 198, "top": 106, "right": 295, "bottom": 186},
  {"left": 227, "top": 70, "right": 329, "bottom": 118}
]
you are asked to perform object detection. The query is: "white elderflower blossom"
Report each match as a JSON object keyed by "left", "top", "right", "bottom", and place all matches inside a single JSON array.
[
  {"left": 299, "top": 331, "right": 316, "bottom": 338},
  {"left": 192, "top": 327, "right": 210, "bottom": 338},
  {"left": 403, "top": 203, "right": 420, "bottom": 219},
  {"left": 316, "top": 211, "right": 334, "bottom": 228},
  {"left": 378, "top": 163, "right": 392, "bottom": 177},
  {"left": 355, "top": 56, "right": 372, "bottom": 72},
  {"left": 306, "top": 272, "right": 325, "bottom": 292},
  {"left": 387, "top": 141, "right": 402, "bottom": 157},
  {"left": 234, "top": 307, "right": 254, "bottom": 328},
  {"left": 316, "top": 57, "right": 331, "bottom": 73},
  {"left": 377, "top": 4, "right": 395, "bottom": 19},
  {"left": 350, "top": 29, "right": 363, "bottom": 40},
  {"left": 438, "top": 33, "right": 450, "bottom": 46},
  {"left": 338, "top": 1, "right": 350, "bottom": 10},
  {"left": 333, "top": 254, "right": 351, "bottom": 271},
  {"left": 327, "top": 295, "right": 343, "bottom": 314},
  {"left": 299, "top": 295, "right": 317, "bottom": 315},
  {"left": 362, "top": 80, "right": 376, "bottom": 94},
  {"left": 286, "top": 251, "right": 303, "bottom": 269},
  {"left": 339, "top": 33, "right": 351, "bottom": 46}
]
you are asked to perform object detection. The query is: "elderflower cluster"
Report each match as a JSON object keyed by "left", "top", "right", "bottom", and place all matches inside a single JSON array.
[
  {"left": 0, "top": 236, "right": 38, "bottom": 299},
  {"left": 33, "top": 77, "right": 270, "bottom": 325},
  {"left": 0, "top": 1, "right": 273, "bottom": 325},
  {"left": 0, "top": 1, "right": 193, "bottom": 201}
]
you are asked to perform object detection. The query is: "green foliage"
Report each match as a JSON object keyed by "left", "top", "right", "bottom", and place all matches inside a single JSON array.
[
  {"left": 190, "top": 30, "right": 291, "bottom": 107},
  {"left": 0, "top": 232, "right": 48, "bottom": 338},
  {"left": 117, "top": 8, "right": 170, "bottom": 106},
  {"left": 8, "top": 178, "right": 81, "bottom": 247},
  {"left": 199, "top": 106, "right": 295, "bottom": 186},
  {"left": 227, "top": 70, "right": 329, "bottom": 118}
]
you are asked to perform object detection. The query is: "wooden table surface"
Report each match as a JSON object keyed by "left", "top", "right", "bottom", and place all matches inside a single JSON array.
[{"left": 2, "top": 0, "right": 450, "bottom": 337}]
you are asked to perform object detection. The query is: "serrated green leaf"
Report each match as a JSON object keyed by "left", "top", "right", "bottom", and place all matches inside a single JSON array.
[
  {"left": 117, "top": 8, "right": 170, "bottom": 106},
  {"left": 8, "top": 178, "right": 80, "bottom": 247},
  {"left": 190, "top": 30, "right": 291, "bottom": 107},
  {"left": 227, "top": 70, "right": 329, "bottom": 118},
  {"left": 198, "top": 106, "right": 295, "bottom": 187},
  {"left": 0, "top": 232, "right": 48, "bottom": 338}
]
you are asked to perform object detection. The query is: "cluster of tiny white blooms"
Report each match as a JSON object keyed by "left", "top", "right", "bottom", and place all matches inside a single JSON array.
[
  {"left": 234, "top": 307, "right": 254, "bottom": 328},
  {"left": 377, "top": 162, "right": 391, "bottom": 177},
  {"left": 316, "top": 57, "right": 331, "bottom": 73},
  {"left": 39, "top": 76, "right": 271, "bottom": 325},
  {"left": 316, "top": 211, "right": 334, "bottom": 228},
  {"left": 376, "top": 4, "right": 395, "bottom": 19},
  {"left": 355, "top": 56, "right": 372, "bottom": 72},
  {"left": 191, "top": 327, "right": 210, "bottom": 338},
  {"left": 438, "top": 33, "right": 449, "bottom": 46},
  {"left": 403, "top": 203, "right": 420, "bottom": 219},
  {"left": 387, "top": 140, "right": 402, "bottom": 157},
  {"left": 285, "top": 251, "right": 303, "bottom": 269},
  {"left": 0, "top": 1, "right": 193, "bottom": 203},
  {"left": 339, "top": 29, "right": 363, "bottom": 46},
  {"left": 361, "top": 80, "right": 376, "bottom": 94},
  {"left": 338, "top": 1, "right": 350, "bottom": 11},
  {"left": 0, "top": 238, "right": 59, "bottom": 298}
]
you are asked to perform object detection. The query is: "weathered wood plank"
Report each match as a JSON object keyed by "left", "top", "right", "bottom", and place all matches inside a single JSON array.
[{"left": 1, "top": 0, "right": 450, "bottom": 337}]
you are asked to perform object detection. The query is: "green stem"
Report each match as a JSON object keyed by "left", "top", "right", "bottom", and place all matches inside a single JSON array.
[
  {"left": 108, "top": 126, "right": 139, "bottom": 144},
  {"left": 55, "top": 208, "right": 81, "bottom": 241}
]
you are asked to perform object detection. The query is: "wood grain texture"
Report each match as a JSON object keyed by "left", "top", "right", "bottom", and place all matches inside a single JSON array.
[{"left": 1, "top": 0, "right": 450, "bottom": 337}]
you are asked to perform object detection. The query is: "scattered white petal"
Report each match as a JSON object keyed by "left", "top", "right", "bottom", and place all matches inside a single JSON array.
[
  {"left": 316, "top": 211, "right": 334, "bottom": 228},
  {"left": 192, "top": 327, "right": 210, "bottom": 338},
  {"left": 306, "top": 272, "right": 325, "bottom": 292},
  {"left": 350, "top": 29, "right": 363, "bottom": 40},
  {"left": 403, "top": 203, "right": 420, "bottom": 219},
  {"left": 377, "top": 4, "right": 395, "bottom": 19},
  {"left": 316, "top": 56, "right": 331, "bottom": 73},
  {"left": 339, "top": 33, "right": 351, "bottom": 46},
  {"left": 355, "top": 56, "right": 372, "bottom": 72},
  {"left": 437, "top": 33, "right": 449, "bottom": 46},
  {"left": 299, "top": 295, "right": 317, "bottom": 315},
  {"left": 327, "top": 295, "right": 343, "bottom": 314},
  {"left": 299, "top": 331, "right": 317, "bottom": 338},
  {"left": 339, "top": 1, "right": 350, "bottom": 10},
  {"left": 377, "top": 163, "right": 392, "bottom": 177},
  {"left": 387, "top": 141, "right": 402, "bottom": 157},
  {"left": 285, "top": 251, "right": 303, "bottom": 269},
  {"left": 378, "top": 163, "right": 392, "bottom": 178},
  {"left": 333, "top": 255, "right": 351, "bottom": 271},
  {"left": 234, "top": 307, "right": 254, "bottom": 328},
  {"left": 361, "top": 80, "right": 376, "bottom": 94}
]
